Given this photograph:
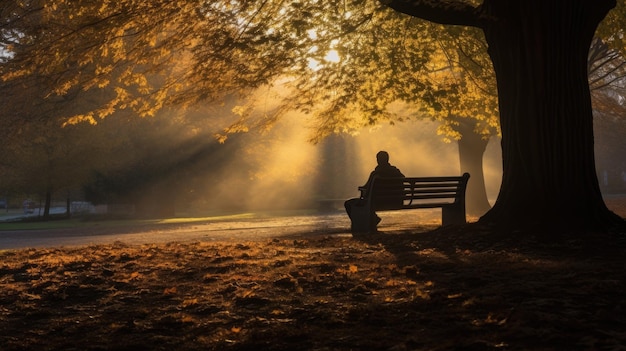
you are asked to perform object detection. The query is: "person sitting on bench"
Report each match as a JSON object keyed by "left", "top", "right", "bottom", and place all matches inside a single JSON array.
[{"left": 344, "top": 151, "right": 404, "bottom": 232}]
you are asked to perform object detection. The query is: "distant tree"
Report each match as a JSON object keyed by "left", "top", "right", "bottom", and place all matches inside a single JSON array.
[
  {"left": 588, "top": 36, "right": 626, "bottom": 193},
  {"left": 589, "top": 37, "right": 626, "bottom": 116},
  {"left": 2, "top": 102, "right": 109, "bottom": 217}
]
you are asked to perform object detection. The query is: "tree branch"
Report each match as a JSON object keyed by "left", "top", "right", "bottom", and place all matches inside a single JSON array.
[{"left": 378, "top": 0, "right": 483, "bottom": 28}]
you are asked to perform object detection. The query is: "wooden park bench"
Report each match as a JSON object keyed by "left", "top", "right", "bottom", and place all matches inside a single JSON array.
[{"left": 350, "top": 173, "right": 470, "bottom": 233}]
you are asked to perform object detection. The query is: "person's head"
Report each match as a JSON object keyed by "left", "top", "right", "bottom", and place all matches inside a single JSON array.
[{"left": 376, "top": 151, "right": 390, "bottom": 165}]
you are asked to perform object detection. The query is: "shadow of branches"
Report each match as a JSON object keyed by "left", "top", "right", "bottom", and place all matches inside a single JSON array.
[{"left": 1, "top": 223, "right": 625, "bottom": 350}]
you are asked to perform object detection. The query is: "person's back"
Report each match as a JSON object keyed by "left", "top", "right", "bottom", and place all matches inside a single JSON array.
[
  {"left": 369, "top": 161, "right": 405, "bottom": 210},
  {"left": 345, "top": 151, "right": 404, "bottom": 232},
  {"left": 370, "top": 178, "right": 405, "bottom": 210}
]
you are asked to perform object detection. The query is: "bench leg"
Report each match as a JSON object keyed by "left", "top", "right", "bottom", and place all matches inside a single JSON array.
[
  {"left": 350, "top": 205, "right": 375, "bottom": 234},
  {"left": 442, "top": 204, "right": 466, "bottom": 226}
]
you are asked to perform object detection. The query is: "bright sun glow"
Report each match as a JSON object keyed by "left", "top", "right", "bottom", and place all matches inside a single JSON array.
[
  {"left": 324, "top": 50, "right": 340, "bottom": 63},
  {"left": 307, "top": 49, "right": 340, "bottom": 70},
  {"left": 307, "top": 36, "right": 341, "bottom": 70},
  {"left": 308, "top": 58, "right": 321, "bottom": 70}
]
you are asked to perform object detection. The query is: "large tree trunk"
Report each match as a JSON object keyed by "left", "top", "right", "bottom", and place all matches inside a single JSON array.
[
  {"left": 479, "top": 0, "right": 623, "bottom": 232},
  {"left": 381, "top": 0, "right": 624, "bottom": 232}
]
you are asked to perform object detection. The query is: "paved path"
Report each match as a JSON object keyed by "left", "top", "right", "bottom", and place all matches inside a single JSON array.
[{"left": 0, "top": 210, "right": 443, "bottom": 250}]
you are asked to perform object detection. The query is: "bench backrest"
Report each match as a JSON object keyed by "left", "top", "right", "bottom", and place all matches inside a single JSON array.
[{"left": 366, "top": 173, "right": 470, "bottom": 210}]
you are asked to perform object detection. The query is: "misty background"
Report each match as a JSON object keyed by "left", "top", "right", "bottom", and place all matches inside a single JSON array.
[
  {"left": 1, "top": 105, "right": 504, "bottom": 217},
  {"left": 3, "top": 94, "right": 626, "bottom": 220}
]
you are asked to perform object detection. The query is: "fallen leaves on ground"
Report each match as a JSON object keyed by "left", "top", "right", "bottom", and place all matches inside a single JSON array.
[{"left": 1, "top": 224, "right": 625, "bottom": 351}]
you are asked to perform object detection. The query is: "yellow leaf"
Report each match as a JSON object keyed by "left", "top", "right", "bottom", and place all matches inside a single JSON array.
[{"left": 182, "top": 299, "right": 198, "bottom": 307}]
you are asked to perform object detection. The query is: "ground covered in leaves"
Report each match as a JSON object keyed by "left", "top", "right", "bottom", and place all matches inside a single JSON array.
[{"left": 1, "top": 220, "right": 625, "bottom": 351}]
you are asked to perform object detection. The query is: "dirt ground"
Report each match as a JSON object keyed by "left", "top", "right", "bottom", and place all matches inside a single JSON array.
[{"left": 1, "top": 200, "right": 625, "bottom": 350}]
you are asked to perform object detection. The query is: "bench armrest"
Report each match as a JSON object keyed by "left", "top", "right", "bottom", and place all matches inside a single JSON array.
[{"left": 358, "top": 186, "right": 367, "bottom": 198}]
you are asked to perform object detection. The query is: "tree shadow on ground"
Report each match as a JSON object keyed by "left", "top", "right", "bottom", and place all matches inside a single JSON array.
[
  {"left": 0, "top": 223, "right": 625, "bottom": 350},
  {"left": 350, "top": 224, "right": 626, "bottom": 350}
]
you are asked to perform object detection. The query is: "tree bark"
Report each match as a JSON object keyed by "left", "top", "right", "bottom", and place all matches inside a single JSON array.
[
  {"left": 383, "top": 0, "right": 624, "bottom": 232},
  {"left": 43, "top": 187, "right": 52, "bottom": 219},
  {"left": 478, "top": 0, "right": 622, "bottom": 231},
  {"left": 66, "top": 191, "right": 71, "bottom": 219}
]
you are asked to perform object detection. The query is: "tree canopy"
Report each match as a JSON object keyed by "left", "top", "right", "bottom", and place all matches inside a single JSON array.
[{"left": 0, "top": 0, "right": 502, "bottom": 138}]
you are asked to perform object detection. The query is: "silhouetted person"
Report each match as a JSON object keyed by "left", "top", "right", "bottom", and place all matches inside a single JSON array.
[{"left": 345, "top": 151, "right": 404, "bottom": 232}]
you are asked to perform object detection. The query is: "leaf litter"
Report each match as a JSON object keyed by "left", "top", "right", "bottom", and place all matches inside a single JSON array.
[{"left": 0, "top": 219, "right": 625, "bottom": 350}]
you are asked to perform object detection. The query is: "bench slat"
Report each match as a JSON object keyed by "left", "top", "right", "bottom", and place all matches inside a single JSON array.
[
  {"left": 375, "top": 202, "right": 455, "bottom": 210},
  {"left": 365, "top": 173, "right": 470, "bottom": 214},
  {"left": 405, "top": 183, "right": 464, "bottom": 189},
  {"left": 374, "top": 193, "right": 458, "bottom": 200},
  {"left": 404, "top": 189, "right": 461, "bottom": 195}
]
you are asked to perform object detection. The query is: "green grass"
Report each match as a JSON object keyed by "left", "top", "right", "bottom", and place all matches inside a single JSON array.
[
  {"left": 0, "top": 212, "right": 261, "bottom": 231},
  {"left": 0, "top": 207, "right": 332, "bottom": 232},
  {"left": 0, "top": 217, "right": 88, "bottom": 231}
]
